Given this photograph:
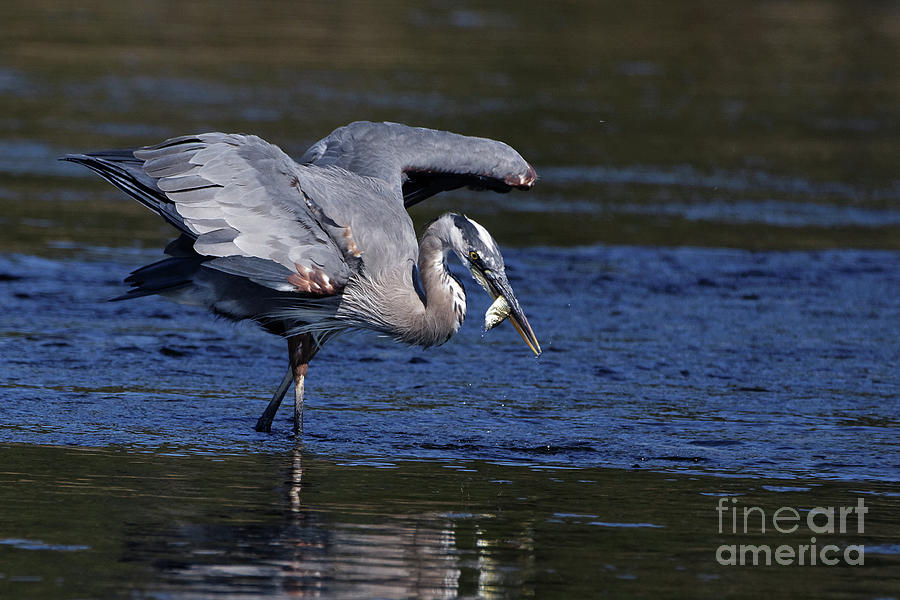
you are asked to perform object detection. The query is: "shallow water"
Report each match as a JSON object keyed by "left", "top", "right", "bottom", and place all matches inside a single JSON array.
[
  {"left": 2, "top": 0, "right": 900, "bottom": 597},
  {"left": 1, "top": 247, "right": 898, "bottom": 482}
]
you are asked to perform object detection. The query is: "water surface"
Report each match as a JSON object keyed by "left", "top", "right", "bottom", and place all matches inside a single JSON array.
[
  {"left": 1, "top": 0, "right": 899, "bottom": 597},
  {"left": 1, "top": 445, "right": 898, "bottom": 599},
  {"left": 1, "top": 247, "right": 897, "bottom": 481}
]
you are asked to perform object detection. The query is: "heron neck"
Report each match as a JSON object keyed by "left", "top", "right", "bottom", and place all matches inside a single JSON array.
[
  {"left": 334, "top": 218, "right": 466, "bottom": 348},
  {"left": 413, "top": 224, "right": 467, "bottom": 347}
]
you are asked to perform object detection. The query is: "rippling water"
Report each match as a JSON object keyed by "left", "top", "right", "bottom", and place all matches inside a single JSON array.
[
  {"left": 1, "top": 247, "right": 898, "bottom": 481},
  {"left": 2, "top": 0, "right": 899, "bottom": 597}
]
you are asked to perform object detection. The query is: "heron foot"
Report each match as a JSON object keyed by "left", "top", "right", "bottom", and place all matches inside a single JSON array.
[{"left": 255, "top": 368, "right": 292, "bottom": 433}]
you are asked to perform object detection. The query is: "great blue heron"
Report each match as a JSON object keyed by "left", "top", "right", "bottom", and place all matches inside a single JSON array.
[{"left": 63, "top": 121, "right": 540, "bottom": 433}]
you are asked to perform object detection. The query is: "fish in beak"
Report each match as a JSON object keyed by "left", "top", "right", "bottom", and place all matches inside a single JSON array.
[
  {"left": 475, "top": 268, "right": 541, "bottom": 357},
  {"left": 447, "top": 212, "right": 540, "bottom": 357}
]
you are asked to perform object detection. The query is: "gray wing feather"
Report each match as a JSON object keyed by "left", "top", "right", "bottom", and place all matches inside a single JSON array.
[
  {"left": 288, "top": 163, "right": 419, "bottom": 275},
  {"left": 65, "top": 131, "right": 425, "bottom": 293},
  {"left": 61, "top": 149, "right": 194, "bottom": 237},
  {"left": 299, "top": 121, "right": 536, "bottom": 207},
  {"left": 204, "top": 256, "right": 297, "bottom": 292},
  {"left": 133, "top": 133, "right": 353, "bottom": 291},
  {"left": 193, "top": 227, "right": 239, "bottom": 255}
]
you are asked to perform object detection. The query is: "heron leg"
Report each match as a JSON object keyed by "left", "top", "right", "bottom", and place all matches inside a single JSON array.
[
  {"left": 288, "top": 334, "right": 313, "bottom": 435},
  {"left": 254, "top": 367, "right": 292, "bottom": 433}
]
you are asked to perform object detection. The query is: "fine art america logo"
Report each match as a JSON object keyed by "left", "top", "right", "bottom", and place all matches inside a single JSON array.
[{"left": 715, "top": 497, "right": 867, "bottom": 566}]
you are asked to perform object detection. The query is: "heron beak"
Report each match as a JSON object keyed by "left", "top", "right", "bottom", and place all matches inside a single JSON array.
[{"left": 478, "top": 269, "right": 542, "bottom": 357}]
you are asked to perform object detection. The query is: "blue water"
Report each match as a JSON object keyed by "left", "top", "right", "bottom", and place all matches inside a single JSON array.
[{"left": 2, "top": 245, "right": 897, "bottom": 481}]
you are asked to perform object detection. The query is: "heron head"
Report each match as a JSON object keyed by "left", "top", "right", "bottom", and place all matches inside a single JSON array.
[{"left": 446, "top": 214, "right": 541, "bottom": 357}]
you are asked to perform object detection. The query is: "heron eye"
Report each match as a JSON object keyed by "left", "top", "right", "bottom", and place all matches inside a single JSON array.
[{"left": 469, "top": 251, "right": 480, "bottom": 261}]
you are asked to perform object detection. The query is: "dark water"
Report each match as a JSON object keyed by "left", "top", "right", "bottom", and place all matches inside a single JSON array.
[
  {"left": 2, "top": 445, "right": 899, "bottom": 599},
  {"left": 2, "top": 0, "right": 900, "bottom": 597}
]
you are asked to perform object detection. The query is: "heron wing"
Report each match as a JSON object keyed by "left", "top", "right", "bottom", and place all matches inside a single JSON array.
[
  {"left": 299, "top": 121, "right": 536, "bottom": 208},
  {"left": 67, "top": 134, "right": 354, "bottom": 295}
]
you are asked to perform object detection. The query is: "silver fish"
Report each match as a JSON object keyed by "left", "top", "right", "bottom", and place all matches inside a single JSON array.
[{"left": 484, "top": 295, "right": 512, "bottom": 331}]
